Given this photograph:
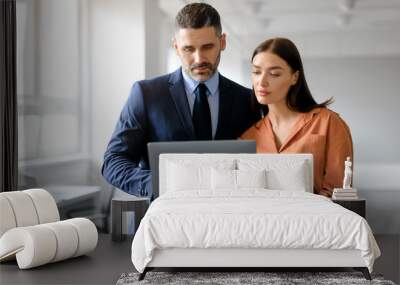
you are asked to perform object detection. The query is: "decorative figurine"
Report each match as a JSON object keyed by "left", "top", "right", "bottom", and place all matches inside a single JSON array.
[{"left": 343, "top": 156, "right": 352, "bottom": 189}]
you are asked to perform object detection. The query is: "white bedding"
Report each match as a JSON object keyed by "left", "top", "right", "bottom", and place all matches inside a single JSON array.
[{"left": 131, "top": 190, "right": 380, "bottom": 273}]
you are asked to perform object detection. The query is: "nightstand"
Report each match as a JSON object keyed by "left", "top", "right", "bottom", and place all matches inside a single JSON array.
[
  {"left": 111, "top": 197, "right": 149, "bottom": 242},
  {"left": 332, "top": 198, "right": 366, "bottom": 218}
]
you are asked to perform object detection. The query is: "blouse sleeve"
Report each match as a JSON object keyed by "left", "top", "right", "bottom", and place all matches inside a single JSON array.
[{"left": 320, "top": 113, "right": 354, "bottom": 197}]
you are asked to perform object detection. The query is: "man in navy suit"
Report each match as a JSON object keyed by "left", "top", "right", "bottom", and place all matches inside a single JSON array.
[{"left": 102, "top": 3, "right": 259, "bottom": 199}]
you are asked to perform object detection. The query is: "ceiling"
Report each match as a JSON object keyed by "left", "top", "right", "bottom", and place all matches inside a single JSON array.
[{"left": 158, "top": 0, "right": 400, "bottom": 57}]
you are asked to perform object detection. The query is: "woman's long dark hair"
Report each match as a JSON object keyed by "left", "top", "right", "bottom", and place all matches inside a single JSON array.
[{"left": 251, "top": 37, "right": 333, "bottom": 116}]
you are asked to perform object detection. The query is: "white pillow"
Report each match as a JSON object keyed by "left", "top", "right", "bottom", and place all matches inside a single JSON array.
[
  {"left": 166, "top": 159, "right": 235, "bottom": 192},
  {"left": 211, "top": 168, "right": 236, "bottom": 190},
  {"left": 265, "top": 162, "right": 307, "bottom": 191},
  {"left": 211, "top": 169, "right": 267, "bottom": 190},
  {"left": 236, "top": 169, "right": 267, "bottom": 189},
  {"left": 166, "top": 162, "right": 209, "bottom": 191},
  {"left": 238, "top": 159, "right": 308, "bottom": 191}
]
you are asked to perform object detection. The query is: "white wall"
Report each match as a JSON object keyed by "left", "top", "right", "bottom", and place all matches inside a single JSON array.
[
  {"left": 144, "top": 0, "right": 171, "bottom": 79},
  {"left": 218, "top": 34, "right": 246, "bottom": 85},
  {"left": 89, "top": 0, "right": 145, "bottom": 168}
]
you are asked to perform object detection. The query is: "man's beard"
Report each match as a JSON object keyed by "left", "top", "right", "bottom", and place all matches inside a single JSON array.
[{"left": 187, "top": 52, "right": 221, "bottom": 81}]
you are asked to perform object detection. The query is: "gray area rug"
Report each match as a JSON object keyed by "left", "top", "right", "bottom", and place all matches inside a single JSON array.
[{"left": 116, "top": 271, "right": 396, "bottom": 285}]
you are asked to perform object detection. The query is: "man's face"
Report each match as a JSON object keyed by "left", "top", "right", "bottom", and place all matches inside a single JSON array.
[{"left": 173, "top": 26, "right": 226, "bottom": 82}]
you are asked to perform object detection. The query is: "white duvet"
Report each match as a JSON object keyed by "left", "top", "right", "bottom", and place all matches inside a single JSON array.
[{"left": 131, "top": 190, "right": 380, "bottom": 273}]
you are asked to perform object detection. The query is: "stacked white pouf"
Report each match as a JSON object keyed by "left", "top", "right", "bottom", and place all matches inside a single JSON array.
[{"left": 0, "top": 189, "right": 98, "bottom": 269}]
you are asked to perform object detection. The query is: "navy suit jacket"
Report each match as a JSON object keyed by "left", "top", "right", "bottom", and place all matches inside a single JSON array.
[{"left": 101, "top": 68, "right": 259, "bottom": 198}]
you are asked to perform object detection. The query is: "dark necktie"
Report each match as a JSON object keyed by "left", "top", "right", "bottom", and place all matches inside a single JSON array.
[{"left": 192, "top": 83, "right": 212, "bottom": 140}]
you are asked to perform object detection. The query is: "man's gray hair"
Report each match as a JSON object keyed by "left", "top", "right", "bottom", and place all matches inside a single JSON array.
[{"left": 175, "top": 2, "right": 222, "bottom": 36}]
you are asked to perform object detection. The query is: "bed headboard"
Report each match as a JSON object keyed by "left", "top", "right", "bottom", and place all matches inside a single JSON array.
[{"left": 159, "top": 153, "right": 314, "bottom": 196}]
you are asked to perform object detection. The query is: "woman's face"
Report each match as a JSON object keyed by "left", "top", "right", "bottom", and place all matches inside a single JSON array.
[{"left": 251, "top": 51, "right": 299, "bottom": 106}]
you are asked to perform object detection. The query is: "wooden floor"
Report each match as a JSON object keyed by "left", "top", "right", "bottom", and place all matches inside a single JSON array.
[{"left": 0, "top": 234, "right": 398, "bottom": 285}]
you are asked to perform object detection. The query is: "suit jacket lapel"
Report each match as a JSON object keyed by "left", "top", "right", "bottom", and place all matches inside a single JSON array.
[
  {"left": 215, "top": 74, "right": 233, "bottom": 139},
  {"left": 168, "top": 68, "right": 195, "bottom": 138}
]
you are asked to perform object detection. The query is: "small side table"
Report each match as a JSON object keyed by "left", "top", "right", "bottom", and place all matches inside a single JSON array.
[
  {"left": 332, "top": 198, "right": 366, "bottom": 218},
  {"left": 111, "top": 197, "right": 149, "bottom": 242}
]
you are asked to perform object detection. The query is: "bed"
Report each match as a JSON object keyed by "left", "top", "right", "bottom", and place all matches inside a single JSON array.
[{"left": 131, "top": 154, "right": 381, "bottom": 280}]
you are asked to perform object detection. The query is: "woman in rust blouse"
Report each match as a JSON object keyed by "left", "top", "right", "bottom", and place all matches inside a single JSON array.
[{"left": 241, "top": 37, "right": 353, "bottom": 197}]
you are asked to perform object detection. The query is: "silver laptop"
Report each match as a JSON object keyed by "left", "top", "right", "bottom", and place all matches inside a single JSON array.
[{"left": 147, "top": 140, "right": 256, "bottom": 198}]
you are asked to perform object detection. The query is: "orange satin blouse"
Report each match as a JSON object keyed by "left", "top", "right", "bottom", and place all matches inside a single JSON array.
[{"left": 240, "top": 108, "right": 353, "bottom": 197}]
